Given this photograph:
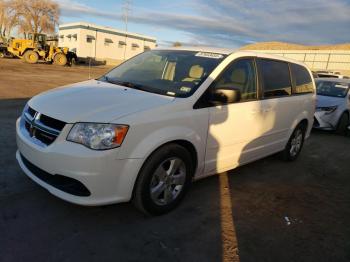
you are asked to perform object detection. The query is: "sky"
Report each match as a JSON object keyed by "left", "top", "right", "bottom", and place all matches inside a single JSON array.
[{"left": 55, "top": 0, "right": 350, "bottom": 48}]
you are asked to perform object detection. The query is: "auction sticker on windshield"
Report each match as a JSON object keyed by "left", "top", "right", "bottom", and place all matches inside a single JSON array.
[
  {"left": 335, "top": 84, "right": 348, "bottom": 89},
  {"left": 195, "top": 52, "right": 224, "bottom": 59}
]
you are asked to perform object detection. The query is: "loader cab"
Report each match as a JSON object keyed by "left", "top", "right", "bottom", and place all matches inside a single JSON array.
[{"left": 27, "top": 33, "right": 47, "bottom": 48}]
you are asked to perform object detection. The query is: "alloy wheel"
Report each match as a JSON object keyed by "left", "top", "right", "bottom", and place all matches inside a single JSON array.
[
  {"left": 150, "top": 157, "right": 186, "bottom": 206},
  {"left": 290, "top": 129, "right": 303, "bottom": 157}
]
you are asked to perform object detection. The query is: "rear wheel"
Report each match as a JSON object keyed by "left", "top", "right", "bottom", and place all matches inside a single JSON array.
[
  {"left": 54, "top": 53, "right": 67, "bottom": 66},
  {"left": 23, "top": 50, "right": 39, "bottom": 64},
  {"left": 335, "top": 112, "right": 349, "bottom": 135},
  {"left": 133, "top": 144, "right": 194, "bottom": 215},
  {"left": 281, "top": 124, "right": 306, "bottom": 161}
]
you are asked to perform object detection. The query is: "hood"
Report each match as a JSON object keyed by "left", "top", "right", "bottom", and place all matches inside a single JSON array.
[
  {"left": 316, "top": 94, "right": 344, "bottom": 108},
  {"left": 28, "top": 80, "right": 175, "bottom": 123}
]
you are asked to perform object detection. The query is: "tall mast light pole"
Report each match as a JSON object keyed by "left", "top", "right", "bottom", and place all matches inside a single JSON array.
[{"left": 122, "top": 0, "right": 132, "bottom": 61}]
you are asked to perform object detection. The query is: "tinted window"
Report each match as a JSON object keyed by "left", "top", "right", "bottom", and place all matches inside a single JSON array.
[
  {"left": 211, "top": 58, "right": 257, "bottom": 103},
  {"left": 290, "top": 63, "right": 314, "bottom": 94},
  {"left": 258, "top": 59, "right": 292, "bottom": 98}
]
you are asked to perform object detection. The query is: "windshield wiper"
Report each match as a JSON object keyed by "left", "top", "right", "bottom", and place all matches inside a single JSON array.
[
  {"left": 102, "top": 76, "right": 131, "bottom": 87},
  {"left": 102, "top": 76, "right": 154, "bottom": 92},
  {"left": 101, "top": 76, "right": 172, "bottom": 96}
]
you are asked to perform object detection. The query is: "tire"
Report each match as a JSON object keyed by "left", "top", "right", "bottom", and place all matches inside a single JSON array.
[
  {"left": 54, "top": 53, "right": 67, "bottom": 66},
  {"left": 133, "top": 144, "right": 194, "bottom": 215},
  {"left": 70, "top": 57, "right": 76, "bottom": 66},
  {"left": 281, "top": 124, "right": 306, "bottom": 161},
  {"left": 0, "top": 52, "right": 4, "bottom": 58},
  {"left": 335, "top": 112, "right": 349, "bottom": 135},
  {"left": 23, "top": 50, "right": 39, "bottom": 64}
]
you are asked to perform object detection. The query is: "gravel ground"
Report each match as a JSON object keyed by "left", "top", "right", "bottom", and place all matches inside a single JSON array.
[{"left": 0, "top": 59, "right": 349, "bottom": 262}]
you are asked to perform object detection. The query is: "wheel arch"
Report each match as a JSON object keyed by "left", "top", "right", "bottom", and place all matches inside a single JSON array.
[
  {"left": 299, "top": 118, "right": 309, "bottom": 132},
  {"left": 336, "top": 110, "right": 350, "bottom": 130},
  {"left": 288, "top": 109, "right": 312, "bottom": 139},
  {"left": 130, "top": 139, "right": 199, "bottom": 200},
  {"left": 285, "top": 117, "right": 310, "bottom": 148},
  {"left": 165, "top": 140, "right": 198, "bottom": 175},
  {"left": 139, "top": 139, "right": 198, "bottom": 177},
  {"left": 21, "top": 48, "right": 34, "bottom": 56}
]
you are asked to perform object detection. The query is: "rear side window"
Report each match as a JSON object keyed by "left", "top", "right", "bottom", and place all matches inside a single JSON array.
[
  {"left": 290, "top": 63, "right": 314, "bottom": 94},
  {"left": 257, "top": 59, "right": 292, "bottom": 98}
]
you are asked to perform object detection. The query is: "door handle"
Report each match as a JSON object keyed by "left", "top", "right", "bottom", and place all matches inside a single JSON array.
[{"left": 250, "top": 110, "right": 261, "bottom": 115}]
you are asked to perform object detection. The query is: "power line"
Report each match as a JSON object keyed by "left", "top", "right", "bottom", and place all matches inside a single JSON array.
[{"left": 122, "top": 0, "right": 132, "bottom": 60}]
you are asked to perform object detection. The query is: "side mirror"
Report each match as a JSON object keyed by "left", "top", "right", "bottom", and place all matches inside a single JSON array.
[{"left": 210, "top": 87, "right": 241, "bottom": 105}]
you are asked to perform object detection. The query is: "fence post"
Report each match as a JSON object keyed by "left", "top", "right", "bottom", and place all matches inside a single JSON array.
[{"left": 326, "top": 53, "right": 330, "bottom": 70}]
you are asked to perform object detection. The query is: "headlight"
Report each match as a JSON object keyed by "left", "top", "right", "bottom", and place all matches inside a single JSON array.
[
  {"left": 316, "top": 105, "right": 338, "bottom": 114},
  {"left": 22, "top": 103, "right": 29, "bottom": 116},
  {"left": 67, "top": 123, "right": 129, "bottom": 150}
]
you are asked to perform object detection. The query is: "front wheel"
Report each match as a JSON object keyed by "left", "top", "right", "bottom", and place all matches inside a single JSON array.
[
  {"left": 281, "top": 124, "right": 305, "bottom": 161},
  {"left": 23, "top": 50, "right": 39, "bottom": 64},
  {"left": 53, "top": 53, "right": 67, "bottom": 66},
  {"left": 133, "top": 144, "right": 194, "bottom": 215},
  {"left": 335, "top": 112, "right": 349, "bottom": 135}
]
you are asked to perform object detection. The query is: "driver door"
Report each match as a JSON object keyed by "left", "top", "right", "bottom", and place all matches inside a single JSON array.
[{"left": 203, "top": 57, "right": 266, "bottom": 175}]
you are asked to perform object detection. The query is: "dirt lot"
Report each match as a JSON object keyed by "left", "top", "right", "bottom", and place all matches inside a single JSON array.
[
  {"left": 0, "top": 59, "right": 350, "bottom": 262},
  {"left": 0, "top": 58, "right": 111, "bottom": 99}
]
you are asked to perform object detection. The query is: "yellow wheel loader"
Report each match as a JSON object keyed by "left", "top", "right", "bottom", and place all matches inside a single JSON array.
[{"left": 7, "top": 33, "right": 76, "bottom": 66}]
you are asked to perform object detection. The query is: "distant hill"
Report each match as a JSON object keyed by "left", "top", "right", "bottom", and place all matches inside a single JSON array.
[{"left": 240, "top": 41, "right": 350, "bottom": 50}]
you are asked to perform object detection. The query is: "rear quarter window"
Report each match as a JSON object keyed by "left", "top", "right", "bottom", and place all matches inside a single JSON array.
[
  {"left": 257, "top": 59, "right": 292, "bottom": 98},
  {"left": 290, "top": 63, "right": 314, "bottom": 94}
]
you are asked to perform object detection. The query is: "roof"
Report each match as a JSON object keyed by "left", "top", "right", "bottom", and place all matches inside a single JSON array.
[
  {"left": 155, "top": 46, "right": 309, "bottom": 66},
  {"left": 156, "top": 46, "right": 236, "bottom": 55},
  {"left": 315, "top": 78, "right": 350, "bottom": 83},
  {"left": 58, "top": 22, "right": 156, "bottom": 43}
]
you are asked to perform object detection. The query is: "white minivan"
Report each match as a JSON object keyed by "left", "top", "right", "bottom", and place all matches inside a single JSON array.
[{"left": 16, "top": 47, "right": 316, "bottom": 215}]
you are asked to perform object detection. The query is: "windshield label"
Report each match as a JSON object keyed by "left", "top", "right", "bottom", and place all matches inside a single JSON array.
[
  {"left": 180, "top": 86, "right": 192, "bottom": 92},
  {"left": 335, "top": 84, "right": 348, "bottom": 89},
  {"left": 195, "top": 52, "right": 224, "bottom": 59}
]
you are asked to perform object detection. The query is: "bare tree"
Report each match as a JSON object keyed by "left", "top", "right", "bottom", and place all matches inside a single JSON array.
[
  {"left": 17, "top": 0, "right": 59, "bottom": 37},
  {"left": 173, "top": 41, "right": 182, "bottom": 47},
  {"left": 0, "top": 0, "right": 18, "bottom": 40}
]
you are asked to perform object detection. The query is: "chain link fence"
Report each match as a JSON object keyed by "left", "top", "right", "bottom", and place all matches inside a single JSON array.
[{"left": 252, "top": 50, "right": 350, "bottom": 74}]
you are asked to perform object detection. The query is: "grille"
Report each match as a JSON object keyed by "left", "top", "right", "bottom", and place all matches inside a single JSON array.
[
  {"left": 27, "top": 107, "right": 36, "bottom": 118},
  {"left": 23, "top": 106, "right": 66, "bottom": 146},
  {"left": 40, "top": 114, "right": 66, "bottom": 131},
  {"left": 20, "top": 154, "right": 91, "bottom": 197}
]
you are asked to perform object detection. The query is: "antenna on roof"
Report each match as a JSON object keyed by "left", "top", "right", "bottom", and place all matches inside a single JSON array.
[{"left": 122, "top": 0, "right": 132, "bottom": 60}]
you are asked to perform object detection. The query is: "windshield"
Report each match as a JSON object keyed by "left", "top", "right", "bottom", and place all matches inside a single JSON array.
[
  {"left": 316, "top": 81, "right": 349, "bottom": 98},
  {"left": 99, "top": 50, "right": 226, "bottom": 97}
]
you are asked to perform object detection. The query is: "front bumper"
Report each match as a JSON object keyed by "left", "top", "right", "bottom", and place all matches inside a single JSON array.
[
  {"left": 313, "top": 111, "right": 339, "bottom": 130},
  {"left": 16, "top": 118, "right": 144, "bottom": 206}
]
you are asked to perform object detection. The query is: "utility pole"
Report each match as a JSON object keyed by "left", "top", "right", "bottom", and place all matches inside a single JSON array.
[{"left": 122, "top": 0, "right": 131, "bottom": 60}]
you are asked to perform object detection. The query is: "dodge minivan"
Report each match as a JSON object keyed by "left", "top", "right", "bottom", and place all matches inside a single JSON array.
[{"left": 16, "top": 48, "right": 316, "bottom": 215}]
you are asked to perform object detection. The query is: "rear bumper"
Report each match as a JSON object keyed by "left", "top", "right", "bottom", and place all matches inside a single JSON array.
[{"left": 16, "top": 118, "right": 144, "bottom": 206}]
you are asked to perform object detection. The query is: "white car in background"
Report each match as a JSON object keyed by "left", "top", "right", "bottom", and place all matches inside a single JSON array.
[
  {"left": 314, "top": 78, "right": 350, "bottom": 134},
  {"left": 16, "top": 47, "right": 315, "bottom": 215},
  {"left": 315, "top": 71, "right": 350, "bottom": 79}
]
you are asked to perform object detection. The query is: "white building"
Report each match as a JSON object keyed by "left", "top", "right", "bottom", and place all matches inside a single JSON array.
[{"left": 58, "top": 22, "right": 157, "bottom": 64}]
